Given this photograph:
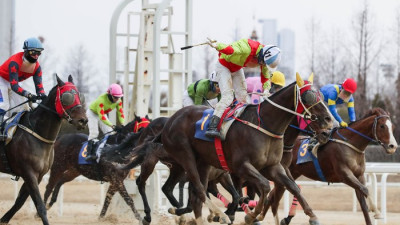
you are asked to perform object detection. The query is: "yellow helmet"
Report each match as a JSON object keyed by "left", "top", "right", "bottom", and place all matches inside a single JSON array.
[{"left": 271, "top": 71, "right": 286, "bottom": 87}]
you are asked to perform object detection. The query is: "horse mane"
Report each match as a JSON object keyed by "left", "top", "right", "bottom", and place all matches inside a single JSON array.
[
  {"left": 268, "top": 81, "right": 296, "bottom": 100},
  {"left": 360, "top": 107, "right": 388, "bottom": 119},
  {"left": 100, "top": 130, "right": 144, "bottom": 163}
]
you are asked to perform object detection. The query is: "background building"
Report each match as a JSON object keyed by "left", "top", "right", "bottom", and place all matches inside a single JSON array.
[{"left": 0, "top": 0, "right": 15, "bottom": 62}]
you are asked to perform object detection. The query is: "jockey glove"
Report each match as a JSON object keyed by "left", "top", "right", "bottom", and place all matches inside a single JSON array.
[
  {"left": 340, "top": 121, "right": 348, "bottom": 127},
  {"left": 27, "top": 93, "right": 38, "bottom": 103},
  {"left": 113, "top": 125, "right": 124, "bottom": 132},
  {"left": 37, "top": 93, "right": 47, "bottom": 100}
]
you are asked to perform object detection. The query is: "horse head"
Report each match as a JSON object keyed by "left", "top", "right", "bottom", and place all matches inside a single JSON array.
[
  {"left": 49, "top": 74, "right": 87, "bottom": 130},
  {"left": 123, "top": 113, "right": 151, "bottom": 134},
  {"left": 364, "top": 108, "right": 398, "bottom": 154},
  {"left": 295, "top": 73, "right": 333, "bottom": 143}
]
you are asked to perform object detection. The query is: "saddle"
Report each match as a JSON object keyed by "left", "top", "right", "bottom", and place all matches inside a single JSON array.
[
  {"left": 78, "top": 135, "right": 110, "bottom": 165},
  {"left": 0, "top": 112, "right": 26, "bottom": 145}
]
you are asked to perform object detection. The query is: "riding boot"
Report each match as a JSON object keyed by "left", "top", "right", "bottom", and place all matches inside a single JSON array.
[
  {"left": 308, "top": 137, "right": 319, "bottom": 157},
  {"left": 85, "top": 140, "right": 98, "bottom": 161},
  {"left": 205, "top": 115, "right": 221, "bottom": 138}
]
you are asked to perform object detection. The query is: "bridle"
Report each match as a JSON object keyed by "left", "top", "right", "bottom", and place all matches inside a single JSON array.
[{"left": 339, "top": 115, "right": 390, "bottom": 147}]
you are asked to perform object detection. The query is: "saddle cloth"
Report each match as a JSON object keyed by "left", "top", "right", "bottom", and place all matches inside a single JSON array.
[
  {"left": 78, "top": 135, "right": 110, "bottom": 165},
  {"left": 1, "top": 111, "right": 26, "bottom": 145},
  {"left": 194, "top": 103, "right": 248, "bottom": 141}
]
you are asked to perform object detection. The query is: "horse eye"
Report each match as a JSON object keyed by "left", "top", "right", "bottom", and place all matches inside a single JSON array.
[
  {"left": 380, "top": 124, "right": 385, "bottom": 129},
  {"left": 61, "top": 92, "right": 75, "bottom": 106}
]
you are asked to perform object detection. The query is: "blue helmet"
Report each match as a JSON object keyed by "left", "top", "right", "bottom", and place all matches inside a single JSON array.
[{"left": 22, "top": 37, "right": 44, "bottom": 51}]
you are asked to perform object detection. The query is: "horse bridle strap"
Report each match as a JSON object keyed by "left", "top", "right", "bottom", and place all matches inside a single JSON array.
[
  {"left": 17, "top": 124, "right": 56, "bottom": 144},
  {"left": 330, "top": 138, "right": 364, "bottom": 154},
  {"left": 233, "top": 116, "right": 283, "bottom": 139}
]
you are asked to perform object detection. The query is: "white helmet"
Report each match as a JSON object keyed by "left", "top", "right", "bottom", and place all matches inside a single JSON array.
[
  {"left": 261, "top": 45, "right": 281, "bottom": 69},
  {"left": 209, "top": 71, "right": 218, "bottom": 82}
]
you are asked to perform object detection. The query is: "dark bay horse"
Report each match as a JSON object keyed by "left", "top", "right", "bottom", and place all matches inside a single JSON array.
[
  {"left": 159, "top": 73, "right": 333, "bottom": 225},
  {"left": 0, "top": 75, "right": 87, "bottom": 225},
  {"left": 267, "top": 108, "right": 398, "bottom": 225},
  {"left": 43, "top": 114, "right": 150, "bottom": 221}
]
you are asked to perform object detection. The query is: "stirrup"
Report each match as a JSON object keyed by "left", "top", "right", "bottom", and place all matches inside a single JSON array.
[
  {"left": 85, "top": 155, "right": 97, "bottom": 161},
  {"left": 205, "top": 129, "right": 221, "bottom": 138}
]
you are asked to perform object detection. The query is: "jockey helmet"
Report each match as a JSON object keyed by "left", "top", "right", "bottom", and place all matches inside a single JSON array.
[
  {"left": 208, "top": 71, "right": 218, "bottom": 82},
  {"left": 342, "top": 78, "right": 357, "bottom": 94},
  {"left": 259, "top": 45, "right": 281, "bottom": 69},
  {"left": 107, "top": 83, "right": 123, "bottom": 97},
  {"left": 23, "top": 37, "right": 44, "bottom": 51},
  {"left": 271, "top": 71, "right": 286, "bottom": 87}
]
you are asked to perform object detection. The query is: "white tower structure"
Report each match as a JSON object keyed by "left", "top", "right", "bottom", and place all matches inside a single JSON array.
[
  {"left": 109, "top": 0, "right": 193, "bottom": 121},
  {"left": 0, "top": 0, "right": 15, "bottom": 62}
]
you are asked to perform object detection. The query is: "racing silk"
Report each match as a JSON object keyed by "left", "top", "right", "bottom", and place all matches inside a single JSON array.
[
  {"left": 0, "top": 52, "right": 45, "bottom": 97},
  {"left": 216, "top": 38, "right": 271, "bottom": 90},
  {"left": 89, "top": 93, "right": 125, "bottom": 126},
  {"left": 187, "top": 79, "right": 221, "bottom": 105},
  {"left": 320, "top": 84, "right": 355, "bottom": 123}
]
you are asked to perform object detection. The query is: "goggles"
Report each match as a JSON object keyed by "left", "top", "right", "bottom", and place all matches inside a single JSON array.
[{"left": 28, "top": 50, "right": 42, "bottom": 56}]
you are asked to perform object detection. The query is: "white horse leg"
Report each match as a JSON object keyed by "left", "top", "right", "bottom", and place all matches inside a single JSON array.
[
  {"left": 204, "top": 197, "right": 231, "bottom": 224},
  {"left": 367, "top": 195, "right": 382, "bottom": 219}
]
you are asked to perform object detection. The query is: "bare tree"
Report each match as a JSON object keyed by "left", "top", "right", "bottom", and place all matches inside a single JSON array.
[
  {"left": 394, "top": 7, "right": 400, "bottom": 137},
  {"left": 304, "top": 15, "right": 322, "bottom": 85},
  {"left": 63, "top": 44, "right": 96, "bottom": 96},
  {"left": 351, "top": 0, "right": 381, "bottom": 118}
]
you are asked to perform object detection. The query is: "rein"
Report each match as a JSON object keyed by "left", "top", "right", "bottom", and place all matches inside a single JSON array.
[{"left": 332, "top": 115, "right": 390, "bottom": 154}]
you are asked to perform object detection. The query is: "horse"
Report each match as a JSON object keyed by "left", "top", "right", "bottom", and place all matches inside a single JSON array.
[
  {"left": 266, "top": 108, "right": 398, "bottom": 225},
  {"left": 157, "top": 73, "right": 333, "bottom": 225},
  {"left": 43, "top": 114, "right": 150, "bottom": 221},
  {"left": 0, "top": 75, "right": 87, "bottom": 225}
]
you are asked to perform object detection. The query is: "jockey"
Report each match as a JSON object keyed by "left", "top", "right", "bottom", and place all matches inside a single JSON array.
[
  {"left": 0, "top": 37, "right": 46, "bottom": 140},
  {"left": 86, "top": 83, "right": 125, "bottom": 161},
  {"left": 205, "top": 38, "right": 281, "bottom": 138},
  {"left": 320, "top": 78, "right": 357, "bottom": 127},
  {"left": 246, "top": 71, "right": 286, "bottom": 104},
  {"left": 183, "top": 71, "right": 221, "bottom": 107}
]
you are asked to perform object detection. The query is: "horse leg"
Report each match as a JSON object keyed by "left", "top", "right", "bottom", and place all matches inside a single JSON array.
[
  {"left": 217, "top": 173, "right": 240, "bottom": 223},
  {"left": 162, "top": 164, "right": 185, "bottom": 208},
  {"left": 99, "top": 183, "right": 117, "bottom": 218},
  {"left": 43, "top": 166, "right": 67, "bottom": 209},
  {"left": 354, "top": 175, "right": 374, "bottom": 225},
  {"left": 116, "top": 182, "right": 142, "bottom": 223},
  {"left": 0, "top": 182, "right": 30, "bottom": 223},
  {"left": 262, "top": 164, "right": 319, "bottom": 225},
  {"left": 232, "top": 161, "right": 271, "bottom": 224},
  {"left": 24, "top": 175, "right": 50, "bottom": 225},
  {"left": 47, "top": 170, "right": 79, "bottom": 209},
  {"left": 136, "top": 157, "right": 159, "bottom": 224}
]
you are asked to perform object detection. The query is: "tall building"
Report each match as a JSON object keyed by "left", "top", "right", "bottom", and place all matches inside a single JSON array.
[
  {"left": 258, "top": 19, "right": 278, "bottom": 45},
  {"left": 278, "top": 29, "right": 295, "bottom": 81},
  {"left": 0, "top": 0, "right": 15, "bottom": 62}
]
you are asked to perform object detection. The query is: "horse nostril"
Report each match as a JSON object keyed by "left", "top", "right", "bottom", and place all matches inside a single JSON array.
[{"left": 389, "top": 144, "right": 395, "bottom": 149}]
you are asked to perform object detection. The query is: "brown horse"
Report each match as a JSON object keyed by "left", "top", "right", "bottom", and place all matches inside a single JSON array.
[
  {"left": 0, "top": 75, "right": 87, "bottom": 225},
  {"left": 158, "top": 73, "right": 332, "bottom": 225},
  {"left": 43, "top": 114, "right": 151, "bottom": 221},
  {"left": 266, "top": 108, "right": 398, "bottom": 225}
]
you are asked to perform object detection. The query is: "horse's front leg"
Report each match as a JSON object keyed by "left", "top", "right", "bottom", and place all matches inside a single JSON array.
[
  {"left": 263, "top": 163, "right": 319, "bottom": 225},
  {"left": 354, "top": 174, "right": 375, "bottom": 225},
  {"left": 340, "top": 169, "right": 369, "bottom": 197},
  {"left": 99, "top": 183, "right": 117, "bottom": 218},
  {"left": 23, "top": 175, "right": 49, "bottom": 225},
  {"left": 1, "top": 182, "right": 30, "bottom": 223}
]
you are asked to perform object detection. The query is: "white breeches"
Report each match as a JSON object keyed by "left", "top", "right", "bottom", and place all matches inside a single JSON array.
[
  {"left": 0, "top": 78, "right": 30, "bottom": 117},
  {"left": 87, "top": 109, "right": 114, "bottom": 140}
]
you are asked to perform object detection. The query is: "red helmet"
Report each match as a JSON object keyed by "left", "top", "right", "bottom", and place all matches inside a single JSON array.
[{"left": 342, "top": 78, "right": 357, "bottom": 94}]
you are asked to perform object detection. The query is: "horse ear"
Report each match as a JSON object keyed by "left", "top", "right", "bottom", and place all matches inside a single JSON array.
[
  {"left": 296, "top": 72, "right": 304, "bottom": 87},
  {"left": 56, "top": 74, "right": 65, "bottom": 86},
  {"left": 145, "top": 115, "right": 150, "bottom": 120},
  {"left": 308, "top": 72, "right": 314, "bottom": 84},
  {"left": 68, "top": 75, "right": 74, "bottom": 84}
]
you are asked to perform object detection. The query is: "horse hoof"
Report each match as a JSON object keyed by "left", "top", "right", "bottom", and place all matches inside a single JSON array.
[
  {"left": 168, "top": 207, "right": 177, "bottom": 215},
  {"left": 207, "top": 214, "right": 214, "bottom": 223},
  {"left": 244, "top": 214, "right": 255, "bottom": 224},
  {"left": 45, "top": 203, "right": 52, "bottom": 210},
  {"left": 309, "top": 219, "right": 321, "bottom": 225},
  {"left": 280, "top": 219, "right": 288, "bottom": 225},
  {"left": 253, "top": 220, "right": 262, "bottom": 225},
  {"left": 142, "top": 218, "right": 151, "bottom": 225},
  {"left": 228, "top": 215, "right": 235, "bottom": 223},
  {"left": 213, "top": 215, "right": 220, "bottom": 222},
  {"left": 219, "top": 215, "right": 231, "bottom": 224},
  {"left": 374, "top": 213, "right": 383, "bottom": 219}
]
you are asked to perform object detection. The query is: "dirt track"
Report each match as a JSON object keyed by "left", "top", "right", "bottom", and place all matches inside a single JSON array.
[{"left": 1, "top": 176, "right": 400, "bottom": 225}]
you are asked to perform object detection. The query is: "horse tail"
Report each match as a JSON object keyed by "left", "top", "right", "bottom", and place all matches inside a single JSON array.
[
  {"left": 152, "top": 132, "right": 162, "bottom": 143},
  {"left": 118, "top": 142, "right": 160, "bottom": 170}
]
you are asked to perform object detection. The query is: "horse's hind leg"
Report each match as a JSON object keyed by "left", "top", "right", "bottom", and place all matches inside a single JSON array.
[
  {"left": 43, "top": 166, "right": 70, "bottom": 209},
  {"left": 263, "top": 164, "right": 319, "bottom": 225},
  {"left": 162, "top": 164, "right": 185, "bottom": 208},
  {"left": 47, "top": 170, "right": 79, "bottom": 209},
  {"left": 1, "top": 182, "right": 30, "bottom": 223},
  {"left": 99, "top": 183, "right": 117, "bottom": 218},
  {"left": 116, "top": 182, "right": 142, "bottom": 223}
]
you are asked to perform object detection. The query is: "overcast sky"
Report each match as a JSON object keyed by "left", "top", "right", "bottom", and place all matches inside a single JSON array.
[{"left": 14, "top": 0, "right": 400, "bottom": 89}]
